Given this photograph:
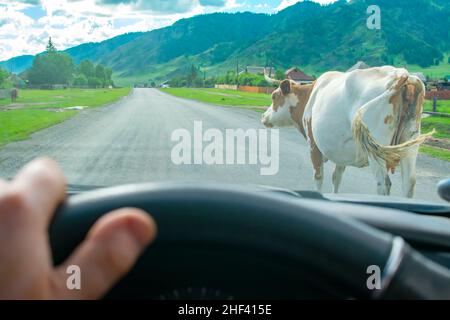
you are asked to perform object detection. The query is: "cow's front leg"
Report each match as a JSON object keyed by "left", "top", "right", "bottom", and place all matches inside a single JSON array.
[
  {"left": 310, "top": 143, "right": 324, "bottom": 193},
  {"left": 332, "top": 165, "right": 346, "bottom": 193},
  {"left": 400, "top": 153, "right": 418, "bottom": 198},
  {"left": 368, "top": 156, "right": 390, "bottom": 196}
]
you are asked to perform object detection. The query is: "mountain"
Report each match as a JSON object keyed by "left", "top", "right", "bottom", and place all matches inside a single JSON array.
[
  {"left": 1, "top": 0, "right": 450, "bottom": 84},
  {"left": 0, "top": 32, "right": 143, "bottom": 74},
  {"left": 0, "top": 55, "right": 35, "bottom": 74}
]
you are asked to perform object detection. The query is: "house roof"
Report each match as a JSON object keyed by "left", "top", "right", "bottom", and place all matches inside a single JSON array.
[
  {"left": 245, "top": 66, "right": 275, "bottom": 75},
  {"left": 347, "top": 61, "right": 370, "bottom": 72},
  {"left": 285, "top": 67, "right": 314, "bottom": 81}
]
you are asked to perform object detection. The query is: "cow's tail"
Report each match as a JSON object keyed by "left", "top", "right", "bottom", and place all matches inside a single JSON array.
[{"left": 352, "top": 76, "right": 435, "bottom": 169}]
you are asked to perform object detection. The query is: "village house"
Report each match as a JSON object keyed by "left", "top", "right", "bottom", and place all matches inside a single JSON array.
[
  {"left": 242, "top": 66, "right": 276, "bottom": 76},
  {"left": 285, "top": 67, "right": 315, "bottom": 84}
]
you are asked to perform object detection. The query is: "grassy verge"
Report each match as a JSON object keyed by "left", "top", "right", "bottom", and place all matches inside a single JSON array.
[
  {"left": 0, "top": 88, "right": 131, "bottom": 146},
  {"left": 405, "top": 53, "right": 450, "bottom": 79},
  {"left": 0, "top": 88, "right": 131, "bottom": 108},
  {"left": 162, "top": 88, "right": 450, "bottom": 162},
  {"left": 423, "top": 99, "right": 450, "bottom": 114},
  {"left": 0, "top": 109, "right": 76, "bottom": 147},
  {"left": 421, "top": 116, "right": 450, "bottom": 140},
  {"left": 161, "top": 88, "right": 271, "bottom": 109},
  {"left": 420, "top": 146, "right": 450, "bottom": 162}
]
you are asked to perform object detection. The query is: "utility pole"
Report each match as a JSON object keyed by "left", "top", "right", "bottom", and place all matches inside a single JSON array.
[
  {"left": 236, "top": 59, "right": 239, "bottom": 88},
  {"left": 203, "top": 69, "right": 206, "bottom": 88}
]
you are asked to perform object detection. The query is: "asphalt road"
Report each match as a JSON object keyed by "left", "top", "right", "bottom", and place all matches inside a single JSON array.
[{"left": 0, "top": 88, "right": 448, "bottom": 202}]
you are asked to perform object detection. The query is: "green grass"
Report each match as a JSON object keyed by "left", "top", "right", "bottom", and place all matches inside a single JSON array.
[
  {"left": 161, "top": 88, "right": 271, "bottom": 109},
  {"left": 0, "top": 88, "right": 131, "bottom": 146},
  {"left": 421, "top": 116, "right": 450, "bottom": 140},
  {"left": 421, "top": 116, "right": 450, "bottom": 162},
  {"left": 0, "top": 88, "right": 131, "bottom": 108},
  {"left": 0, "top": 109, "right": 76, "bottom": 147},
  {"left": 404, "top": 53, "right": 450, "bottom": 79},
  {"left": 420, "top": 146, "right": 450, "bottom": 162},
  {"left": 424, "top": 99, "right": 450, "bottom": 114}
]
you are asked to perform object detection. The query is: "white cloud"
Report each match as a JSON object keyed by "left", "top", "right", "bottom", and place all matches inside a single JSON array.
[
  {"left": 0, "top": 0, "right": 247, "bottom": 61},
  {"left": 276, "top": 0, "right": 338, "bottom": 11},
  {"left": 0, "top": 0, "right": 330, "bottom": 61}
]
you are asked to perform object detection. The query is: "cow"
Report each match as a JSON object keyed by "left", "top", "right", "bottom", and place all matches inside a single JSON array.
[
  {"left": 261, "top": 66, "right": 434, "bottom": 198},
  {"left": 10, "top": 88, "right": 18, "bottom": 103}
]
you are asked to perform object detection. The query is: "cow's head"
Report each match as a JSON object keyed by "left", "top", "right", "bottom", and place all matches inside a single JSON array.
[
  {"left": 262, "top": 80, "right": 299, "bottom": 128},
  {"left": 262, "top": 80, "right": 315, "bottom": 138}
]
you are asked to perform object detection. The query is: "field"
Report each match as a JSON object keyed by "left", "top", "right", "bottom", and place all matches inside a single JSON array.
[
  {"left": 406, "top": 58, "right": 450, "bottom": 79},
  {"left": 162, "top": 88, "right": 449, "bottom": 162},
  {"left": 0, "top": 88, "right": 131, "bottom": 108},
  {"left": 421, "top": 116, "right": 450, "bottom": 140},
  {"left": 420, "top": 146, "right": 450, "bottom": 162},
  {"left": 423, "top": 99, "right": 450, "bottom": 114},
  {"left": 160, "top": 88, "right": 271, "bottom": 111},
  {"left": 0, "top": 88, "right": 131, "bottom": 146}
]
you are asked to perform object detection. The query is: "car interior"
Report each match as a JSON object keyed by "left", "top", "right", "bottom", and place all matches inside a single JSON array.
[{"left": 50, "top": 179, "right": 450, "bottom": 300}]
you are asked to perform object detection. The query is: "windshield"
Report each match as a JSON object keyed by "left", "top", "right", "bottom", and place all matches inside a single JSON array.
[{"left": 0, "top": 0, "right": 448, "bottom": 204}]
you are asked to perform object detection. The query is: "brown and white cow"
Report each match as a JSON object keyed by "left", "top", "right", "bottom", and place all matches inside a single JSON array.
[{"left": 262, "top": 66, "right": 433, "bottom": 198}]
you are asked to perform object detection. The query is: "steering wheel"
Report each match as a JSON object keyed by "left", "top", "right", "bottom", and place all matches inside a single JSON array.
[{"left": 49, "top": 183, "right": 450, "bottom": 299}]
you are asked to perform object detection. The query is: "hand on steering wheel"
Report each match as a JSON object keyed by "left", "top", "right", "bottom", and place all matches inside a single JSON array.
[{"left": 0, "top": 158, "right": 157, "bottom": 300}]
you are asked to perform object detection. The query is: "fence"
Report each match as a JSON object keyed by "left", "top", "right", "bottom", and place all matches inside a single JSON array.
[
  {"left": 426, "top": 90, "right": 450, "bottom": 100},
  {"left": 238, "top": 85, "right": 275, "bottom": 94},
  {"left": 215, "top": 84, "right": 275, "bottom": 94},
  {"left": 215, "top": 84, "right": 238, "bottom": 90}
]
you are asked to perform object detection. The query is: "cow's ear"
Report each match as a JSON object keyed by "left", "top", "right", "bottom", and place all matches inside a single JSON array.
[{"left": 280, "top": 80, "right": 291, "bottom": 95}]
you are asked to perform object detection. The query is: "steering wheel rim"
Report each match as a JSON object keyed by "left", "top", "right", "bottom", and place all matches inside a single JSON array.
[{"left": 49, "top": 182, "right": 404, "bottom": 299}]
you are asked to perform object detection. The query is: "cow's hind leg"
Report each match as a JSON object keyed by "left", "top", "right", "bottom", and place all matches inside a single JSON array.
[
  {"left": 310, "top": 142, "right": 324, "bottom": 192},
  {"left": 385, "top": 175, "right": 392, "bottom": 196},
  {"left": 368, "top": 156, "right": 391, "bottom": 196},
  {"left": 332, "top": 165, "right": 346, "bottom": 193},
  {"left": 400, "top": 153, "right": 417, "bottom": 198}
]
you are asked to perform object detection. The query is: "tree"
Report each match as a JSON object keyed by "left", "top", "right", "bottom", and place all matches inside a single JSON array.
[
  {"left": 73, "top": 74, "right": 88, "bottom": 86},
  {"left": 187, "top": 65, "right": 198, "bottom": 87},
  {"left": 275, "top": 70, "right": 285, "bottom": 80},
  {"left": 88, "top": 77, "right": 102, "bottom": 88},
  {"left": 0, "top": 67, "right": 9, "bottom": 88},
  {"left": 46, "top": 37, "right": 57, "bottom": 53},
  {"left": 95, "top": 64, "right": 106, "bottom": 84},
  {"left": 28, "top": 52, "right": 74, "bottom": 85},
  {"left": 80, "top": 60, "right": 95, "bottom": 78},
  {"left": 105, "top": 68, "right": 113, "bottom": 85},
  {"left": 77, "top": 60, "right": 113, "bottom": 88}
]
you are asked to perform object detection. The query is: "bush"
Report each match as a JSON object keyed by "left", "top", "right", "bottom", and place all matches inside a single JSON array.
[
  {"left": 88, "top": 77, "right": 102, "bottom": 88},
  {"left": 0, "top": 68, "right": 9, "bottom": 89},
  {"left": 73, "top": 75, "right": 88, "bottom": 86},
  {"left": 238, "top": 73, "right": 270, "bottom": 87}
]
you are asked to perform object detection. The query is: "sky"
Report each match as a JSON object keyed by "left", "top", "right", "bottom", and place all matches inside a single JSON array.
[{"left": 0, "top": 0, "right": 338, "bottom": 61}]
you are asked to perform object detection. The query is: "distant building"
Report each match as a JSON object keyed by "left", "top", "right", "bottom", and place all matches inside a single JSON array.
[
  {"left": 347, "top": 61, "right": 370, "bottom": 72},
  {"left": 285, "top": 67, "right": 314, "bottom": 84},
  {"left": 159, "top": 80, "right": 170, "bottom": 88},
  {"left": 242, "top": 66, "right": 275, "bottom": 76}
]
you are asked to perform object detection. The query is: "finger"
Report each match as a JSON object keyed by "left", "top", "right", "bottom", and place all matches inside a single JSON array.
[
  {"left": 55, "top": 208, "right": 157, "bottom": 300},
  {"left": 7, "top": 157, "right": 66, "bottom": 228},
  {"left": 0, "top": 178, "right": 9, "bottom": 193}
]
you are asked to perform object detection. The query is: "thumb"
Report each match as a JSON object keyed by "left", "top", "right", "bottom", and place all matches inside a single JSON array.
[{"left": 54, "top": 208, "right": 157, "bottom": 299}]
